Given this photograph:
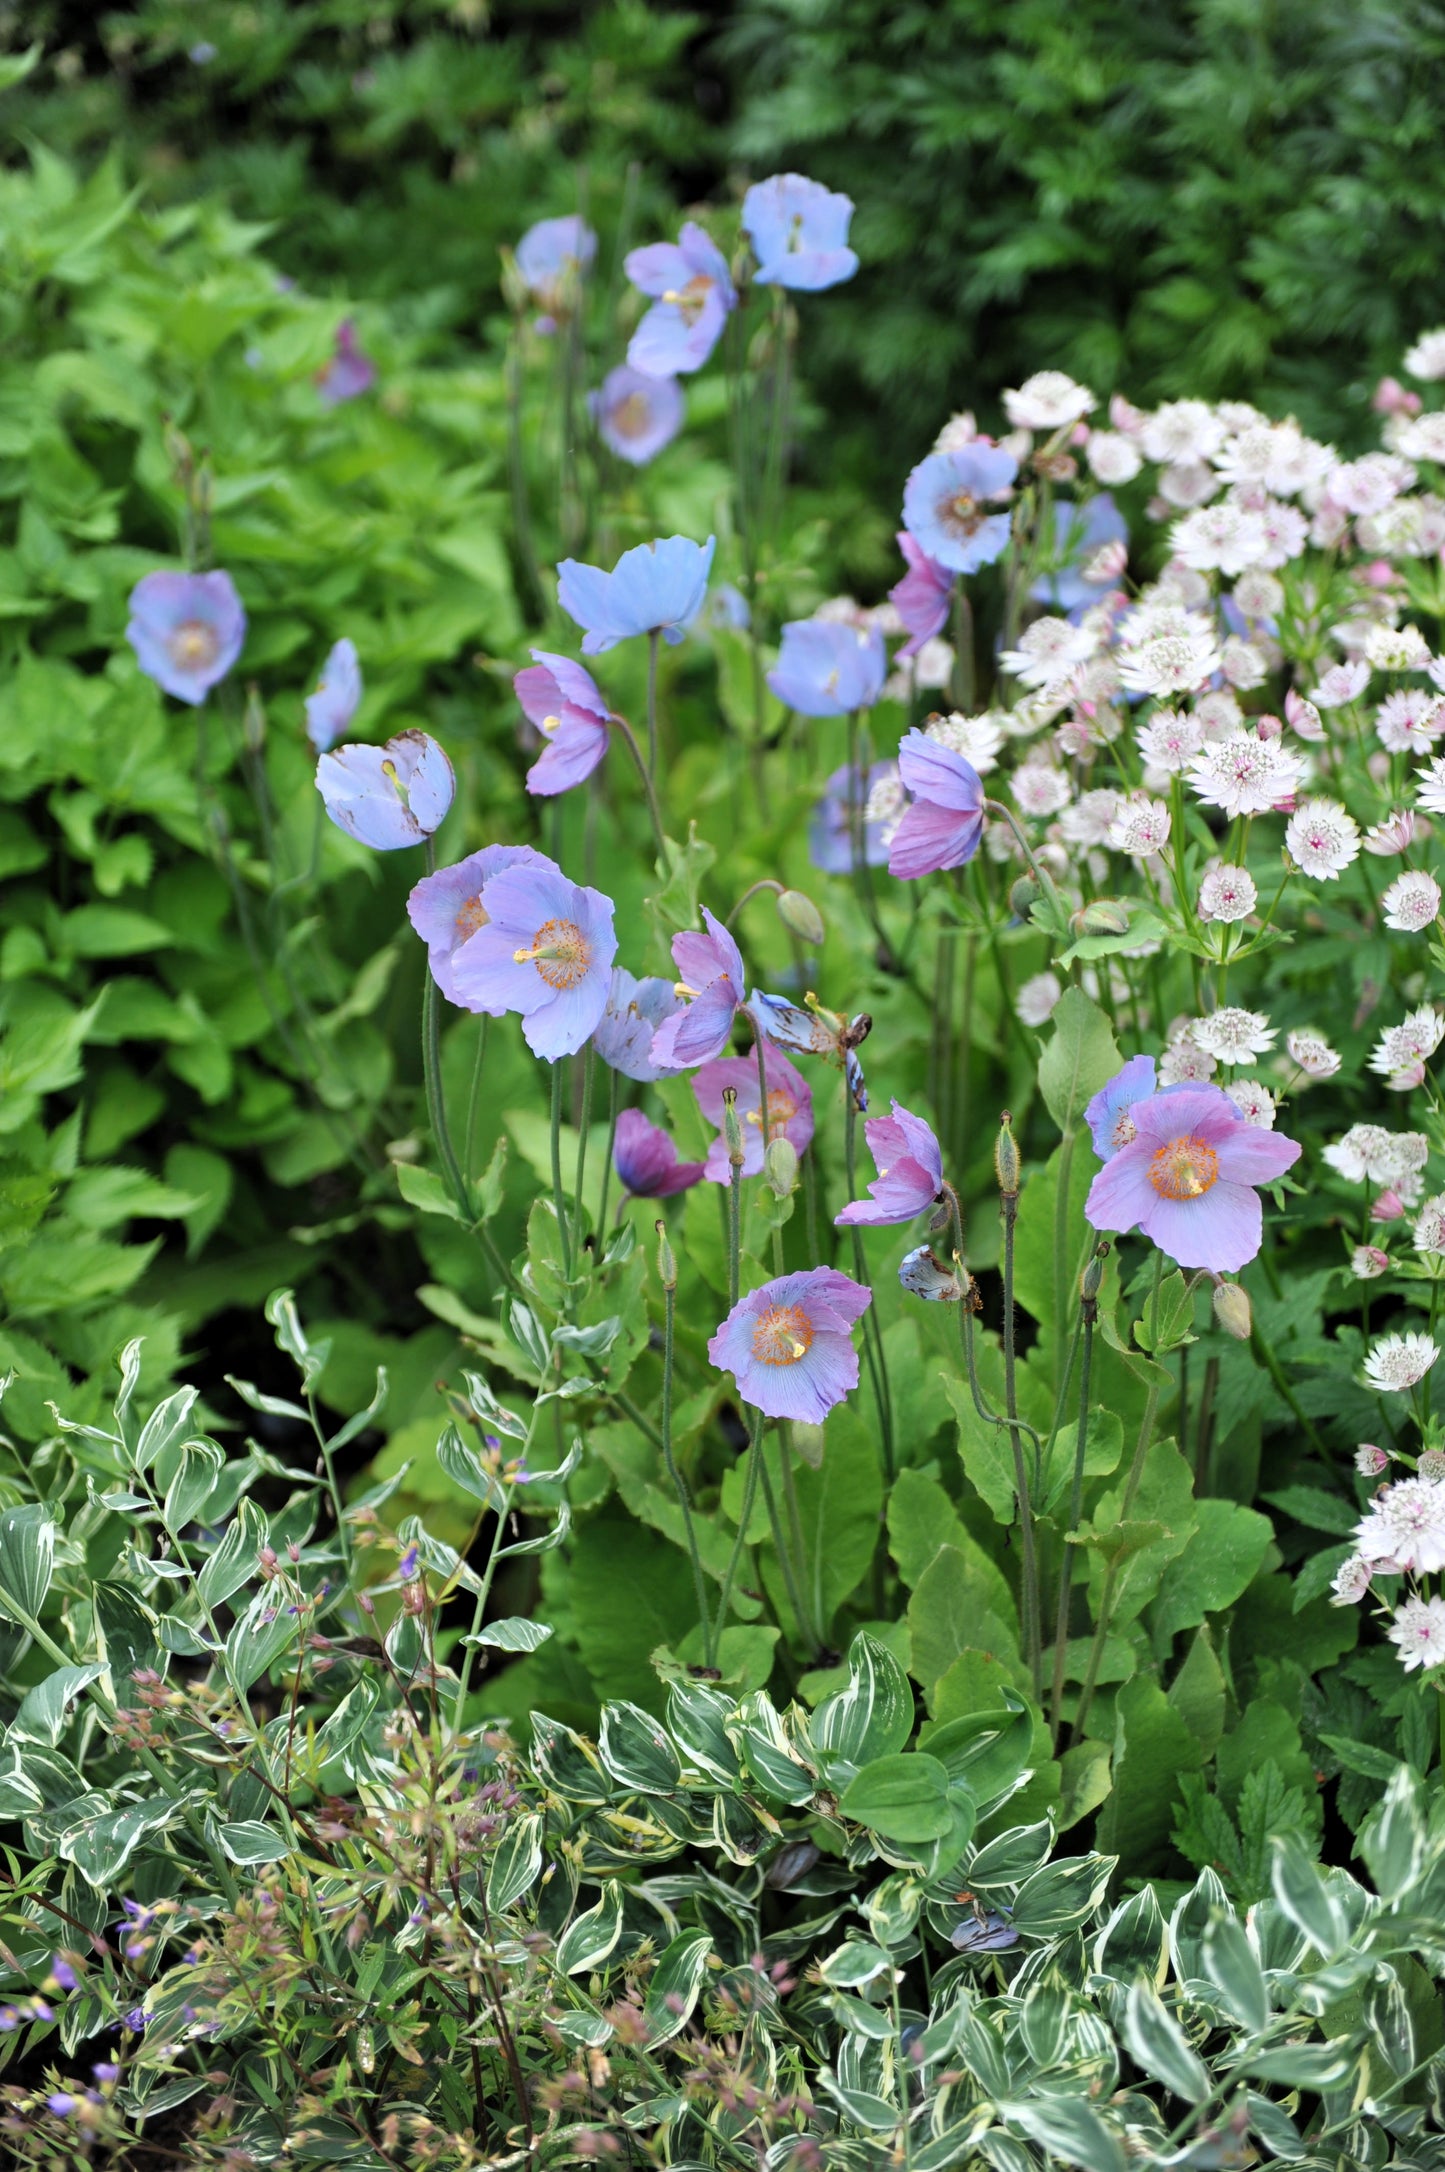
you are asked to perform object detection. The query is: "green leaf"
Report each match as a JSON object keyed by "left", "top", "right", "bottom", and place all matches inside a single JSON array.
[
  {"left": 840, "top": 1752, "right": 954, "bottom": 1843},
  {"left": 463, "top": 1618, "right": 553, "bottom": 1654},
  {"left": 907, "top": 1544, "right": 1021, "bottom": 1712},
  {"left": 1122, "top": 1979, "right": 1209, "bottom": 2102},
  {"left": 1095, "top": 1675, "right": 1206, "bottom": 1873},
  {"left": 1262, "top": 1484, "right": 1358, "bottom": 1536},
  {"left": 598, "top": 1701, "right": 683, "bottom": 1795},
  {"left": 1166, "top": 1629, "right": 1226, "bottom": 1760},
  {"left": 218, "top": 1821, "right": 290, "bottom": 1866},
  {"left": 643, "top": 1930, "right": 712, "bottom": 2042},
  {"left": 1359, "top": 1767, "right": 1425, "bottom": 1902},
  {"left": 1010, "top": 1852, "right": 1113, "bottom": 1936},
  {"left": 0, "top": 1503, "right": 54, "bottom": 1623},
  {"left": 919, "top": 1692, "right": 1035, "bottom": 1809},
  {"left": 555, "top": 1882, "right": 626, "bottom": 1976},
  {"left": 1037, "top": 988, "right": 1121, "bottom": 1134},
  {"left": 666, "top": 1681, "right": 740, "bottom": 1786},
  {"left": 1202, "top": 1913, "right": 1269, "bottom": 2032},
  {"left": 1270, "top": 1835, "right": 1345, "bottom": 1957},
  {"left": 1153, "top": 1500, "right": 1275, "bottom": 1644},
  {"left": 59, "top": 1795, "right": 178, "bottom": 1886},
  {"left": 1005, "top": 2095, "right": 1124, "bottom": 2172},
  {"left": 10, "top": 1664, "right": 105, "bottom": 1748},
  {"left": 486, "top": 1813, "right": 543, "bottom": 1913},
  {"left": 813, "top": 1631, "right": 915, "bottom": 1769},
  {"left": 1094, "top": 1887, "right": 1165, "bottom": 1986}
]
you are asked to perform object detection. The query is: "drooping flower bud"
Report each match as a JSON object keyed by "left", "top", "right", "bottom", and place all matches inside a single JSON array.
[
  {"left": 1212, "top": 1281, "right": 1252, "bottom": 1340},
  {"left": 776, "top": 889, "right": 825, "bottom": 946},
  {"left": 994, "top": 1113, "right": 1020, "bottom": 1199},
  {"left": 1009, "top": 874, "right": 1044, "bottom": 918},
  {"left": 1069, "top": 899, "right": 1130, "bottom": 938}
]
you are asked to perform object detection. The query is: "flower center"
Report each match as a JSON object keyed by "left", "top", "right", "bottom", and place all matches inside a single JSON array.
[
  {"left": 454, "top": 894, "right": 489, "bottom": 941},
  {"left": 513, "top": 916, "right": 593, "bottom": 991},
  {"left": 749, "top": 1303, "right": 814, "bottom": 1367},
  {"left": 612, "top": 393, "right": 651, "bottom": 439},
  {"left": 1148, "top": 1135, "right": 1220, "bottom": 1201},
  {"left": 1109, "top": 1110, "right": 1137, "bottom": 1151},
  {"left": 746, "top": 1090, "right": 797, "bottom": 1130},
  {"left": 660, "top": 272, "right": 713, "bottom": 324},
  {"left": 168, "top": 619, "right": 220, "bottom": 670},
  {"left": 942, "top": 489, "right": 984, "bottom": 539}
]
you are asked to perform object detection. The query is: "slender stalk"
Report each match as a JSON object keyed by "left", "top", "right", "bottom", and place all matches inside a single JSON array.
[
  {"left": 1050, "top": 1278, "right": 1096, "bottom": 1743},
  {"left": 610, "top": 712, "right": 667, "bottom": 859},
  {"left": 422, "top": 843, "right": 472, "bottom": 1221},
  {"left": 754, "top": 1026, "right": 772, "bottom": 1155},
  {"left": 505, "top": 323, "right": 547, "bottom": 626},
  {"left": 550, "top": 1058, "right": 573, "bottom": 1284},
  {"left": 463, "top": 1015, "right": 489, "bottom": 1190},
  {"left": 659, "top": 1264, "right": 713, "bottom": 1665},
  {"left": 715, "top": 1409, "right": 766, "bottom": 1641},
  {"left": 1001, "top": 1183, "right": 1042, "bottom": 1687},
  {"left": 646, "top": 629, "right": 660, "bottom": 779},
  {"left": 596, "top": 1065, "right": 620, "bottom": 1239},
  {"left": 758, "top": 1454, "right": 816, "bottom": 1657},
  {"left": 571, "top": 1044, "right": 595, "bottom": 1262},
  {"left": 449, "top": 1470, "right": 520, "bottom": 1736},
  {"left": 844, "top": 1085, "right": 896, "bottom": 1481}
]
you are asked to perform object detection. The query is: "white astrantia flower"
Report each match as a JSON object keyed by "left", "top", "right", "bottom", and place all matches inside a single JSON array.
[
  {"left": 1158, "top": 1032, "right": 1217, "bottom": 1086},
  {"left": 1330, "top": 1555, "right": 1374, "bottom": 1606},
  {"left": 1170, "top": 502, "right": 1268, "bottom": 576},
  {"left": 1116, "top": 602, "right": 1222, "bottom": 695},
  {"left": 1107, "top": 793, "right": 1172, "bottom": 857},
  {"left": 1311, "top": 660, "right": 1371, "bottom": 708},
  {"left": 1351, "top": 1246, "right": 1391, "bottom": 1280},
  {"left": 932, "top": 410, "right": 978, "bottom": 452},
  {"left": 1323, "top": 1124, "right": 1420, "bottom": 1183},
  {"left": 1364, "top": 809, "right": 1417, "bottom": 856},
  {"left": 1285, "top": 1028, "right": 1340, "bottom": 1078},
  {"left": 1356, "top": 1476, "right": 1445, "bottom": 1567},
  {"left": 1415, "top": 755, "right": 1445, "bottom": 815},
  {"left": 1003, "top": 371, "right": 1095, "bottom": 430},
  {"left": 1285, "top": 797, "right": 1361, "bottom": 880},
  {"left": 1085, "top": 431, "right": 1141, "bottom": 485},
  {"left": 1011, "top": 761, "right": 1072, "bottom": 820},
  {"left": 998, "top": 616, "right": 1098, "bottom": 691},
  {"left": 1368, "top": 1005, "right": 1445, "bottom": 1086},
  {"left": 864, "top": 766, "right": 906, "bottom": 834},
  {"left": 1194, "top": 688, "right": 1244, "bottom": 739},
  {"left": 889, "top": 636, "right": 952, "bottom": 695},
  {"left": 1188, "top": 731, "right": 1303, "bottom": 819},
  {"left": 1413, "top": 1194, "right": 1445, "bottom": 1255},
  {"left": 1226, "top": 1078, "right": 1276, "bottom": 1128},
  {"left": 1197, "top": 863, "right": 1258, "bottom": 923},
  {"left": 1357, "top": 1443, "right": 1392, "bottom": 1474},
  {"left": 1220, "top": 636, "right": 1269, "bottom": 690},
  {"left": 1405, "top": 328, "right": 1445, "bottom": 380},
  {"left": 1141, "top": 399, "right": 1224, "bottom": 466},
  {"left": 925, "top": 709, "right": 1004, "bottom": 774},
  {"left": 1193, "top": 1007, "right": 1277, "bottom": 1064},
  {"left": 1362, "top": 1333, "right": 1442, "bottom": 1396},
  {"left": 1365, "top": 621, "right": 1433, "bottom": 673},
  {"left": 1059, "top": 789, "right": 1124, "bottom": 848},
  {"left": 1158, "top": 460, "right": 1219, "bottom": 509},
  {"left": 1382, "top": 870, "right": 1443, "bottom": 933},
  {"left": 1136, "top": 708, "right": 1204, "bottom": 776},
  {"left": 1395, "top": 412, "right": 1445, "bottom": 463},
  {"left": 1388, "top": 1595, "right": 1445, "bottom": 1672},
  {"left": 1375, "top": 690, "right": 1445, "bottom": 754},
  {"left": 1015, "top": 971, "right": 1062, "bottom": 1028},
  {"left": 1251, "top": 496, "right": 1311, "bottom": 566},
  {"left": 1328, "top": 453, "right": 1412, "bottom": 516},
  {"left": 1232, "top": 567, "right": 1284, "bottom": 622}
]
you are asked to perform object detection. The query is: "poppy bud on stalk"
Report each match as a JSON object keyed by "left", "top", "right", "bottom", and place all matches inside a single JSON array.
[
  {"left": 994, "top": 1113, "right": 1021, "bottom": 1198},
  {"left": 1212, "top": 1282, "right": 1252, "bottom": 1340}
]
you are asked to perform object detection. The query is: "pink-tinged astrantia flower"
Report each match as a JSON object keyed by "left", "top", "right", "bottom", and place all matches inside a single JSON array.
[
  {"left": 1356, "top": 1475, "right": 1445, "bottom": 1571},
  {"left": 317, "top": 320, "right": 375, "bottom": 408},
  {"left": 742, "top": 173, "right": 858, "bottom": 291},
  {"left": 694, "top": 1044, "right": 814, "bottom": 1183},
  {"left": 1085, "top": 1054, "right": 1159, "bottom": 1160},
  {"left": 613, "top": 1109, "right": 705, "bottom": 1198},
  {"left": 515, "top": 650, "right": 613, "bottom": 797},
  {"left": 592, "top": 968, "right": 685, "bottom": 1081},
  {"left": 450, "top": 859, "right": 618, "bottom": 1059},
  {"left": 515, "top": 216, "right": 597, "bottom": 318},
  {"left": 836, "top": 1100, "right": 943, "bottom": 1225},
  {"left": 558, "top": 536, "right": 715, "bottom": 655},
  {"left": 625, "top": 223, "right": 736, "bottom": 376},
  {"left": 126, "top": 569, "right": 246, "bottom": 705},
  {"left": 1085, "top": 1081, "right": 1301, "bottom": 1272},
  {"left": 902, "top": 443, "right": 1017, "bottom": 575},
  {"left": 317, "top": 730, "right": 455, "bottom": 850},
  {"left": 887, "top": 728, "right": 986, "bottom": 879},
  {"left": 709, "top": 1266, "right": 872, "bottom": 1423},
  {"left": 649, "top": 909, "right": 748, "bottom": 1071},
  {"left": 305, "top": 637, "right": 362, "bottom": 752},
  {"left": 890, "top": 532, "right": 954, "bottom": 660},
  {"left": 407, "top": 844, "right": 550, "bottom": 1007},
  {"left": 1388, "top": 1595, "right": 1445, "bottom": 1671},
  {"left": 768, "top": 620, "right": 886, "bottom": 716},
  {"left": 590, "top": 365, "right": 684, "bottom": 465}
]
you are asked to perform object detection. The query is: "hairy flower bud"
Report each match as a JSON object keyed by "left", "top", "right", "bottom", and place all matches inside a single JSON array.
[
  {"left": 994, "top": 1113, "right": 1020, "bottom": 1198},
  {"left": 1212, "top": 1281, "right": 1252, "bottom": 1340},
  {"left": 1419, "top": 1448, "right": 1445, "bottom": 1481},
  {"left": 1355, "top": 1443, "right": 1390, "bottom": 1477},
  {"left": 655, "top": 1221, "right": 677, "bottom": 1291},
  {"left": 1080, "top": 1243, "right": 1109, "bottom": 1305},
  {"left": 721, "top": 1086, "right": 745, "bottom": 1170},
  {"left": 763, "top": 1136, "right": 799, "bottom": 1198},
  {"left": 1009, "top": 875, "right": 1044, "bottom": 918},
  {"left": 1069, "top": 899, "right": 1130, "bottom": 938},
  {"left": 776, "top": 888, "right": 825, "bottom": 946}
]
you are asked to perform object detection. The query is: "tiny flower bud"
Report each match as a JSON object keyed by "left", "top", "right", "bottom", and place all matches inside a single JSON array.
[
  {"left": 1355, "top": 1443, "right": 1390, "bottom": 1476},
  {"left": 1009, "top": 874, "right": 1044, "bottom": 918},
  {"left": 721, "top": 1086, "right": 745, "bottom": 1169},
  {"left": 358, "top": 1590, "right": 376, "bottom": 1615},
  {"left": 655, "top": 1222, "right": 677, "bottom": 1291},
  {"left": 1080, "top": 1243, "right": 1108, "bottom": 1305},
  {"left": 763, "top": 1136, "right": 799, "bottom": 1198},
  {"left": 1351, "top": 1245, "right": 1390, "bottom": 1279},
  {"left": 1212, "top": 1282, "right": 1252, "bottom": 1340},
  {"left": 1069, "top": 899, "right": 1130, "bottom": 938},
  {"left": 994, "top": 1113, "right": 1020, "bottom": 1198},
  {"left": 1419, "top": 1449, "right": 1445, "bottom": 1481},
  {"left": 776, "top": 888, "right": 825, "bottom": 946},
  {"left": 259, "top": 1546, "right": 278, "bottom": 1579}
]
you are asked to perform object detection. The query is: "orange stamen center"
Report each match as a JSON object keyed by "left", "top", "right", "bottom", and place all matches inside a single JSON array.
[
  {"left": 746, "top": 1090, "right": 797, "bottom": 1130},
  {"left": 1148, "top": 1135, "right": 1219, "bottom": 1201},
  {"left": 454, "top": 894, "right": 489, "bottom": 941},
  {"left": 1110, "top": 1110, "right": 1138, "bottom": 1151},
  {"left": 749, "top": 1303, "right": 814, "bottom": 1367},
  {"left": 513, "top": 916, "right": 593, "bottom": 991}
]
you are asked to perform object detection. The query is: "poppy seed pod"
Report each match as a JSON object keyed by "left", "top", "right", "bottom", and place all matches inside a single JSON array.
[{"left": 1010, "top": 874, "right": 1044, "bottom": 917}]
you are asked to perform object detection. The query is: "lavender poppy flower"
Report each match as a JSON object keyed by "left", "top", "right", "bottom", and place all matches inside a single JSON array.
[
  {"left": 836, "top": 1100, "right": 942, "bottom": 1225},
  {"left": 593, "top": 968, "right": 685, "bottom": 1081},
  {"left": 708, "top": 583, "right": 752, "bottom": 631},
  {"left": 558, "top": 535, "right": 716, "bottom": 656},
  {"left": 809, "top": 762, "right": 892, "bottom": 873},
  {"left": 750, "top": 990, "right": 870, "bottom": 1110},
  {"left": 515, "top": 215, "right": 597, "bottom": 319},
  {"left": 317, "top": 320, "right": 375, "bottom": 407},
  {"left": 694, "top": 1044, "right": 814, "bottom": 1182},
  {"left": 709, "top": 1266, "right": 872, "bottom": 1423},
  {"left": 126, "top": 569, "right": 246, "bottom": 705},
  {"left": 408, "top": 847, "right": 550, "bottom": 1005},
  {"left": 1032, "top": 494, "right": 1128, "bottom": 615},
  {"left": 742, "top": 174, "right": 858, "bottom": 291},
  {"left": 625, "top": 223, "right": 736, "bottom": 377},
  {"left": 887, "top": 729, "right": 985, "bottom": 880},
  {"left": 515, "top": 650, "right": 613, "bottom": 797},
  {"left": 317, "top": 730, "right": 455, "bottom": 850},
  {"left": 449, "top": 859, "right": 618, "bottom": 1059},
  {"left": 649, "top": 909, "right": 748, "bottom": 1071},
  {"left": 614, "top": 1109, "right": 705, "bottom": 1197},
  {"left": 899, "top": 1245, "right": 966, "bottom": 1302},
  {"left": 590, "top": 365, "right": 685, "bottom": 465},
  {"left": 890, "top": 533, "right": 954, "bottom": 660},
  {"left": 768, "top": 620, "right": 887, "bottom": 717},
  {"left": 305, "top": 636, "right": 362, "bottom": 752},
  {"left": 1085, "top": 1082, "right": 1301, "bottom": 1273},
  {"left": 1085, "top": 1053, "right": 1160, "bottom": 1160},
  {"left": 902, "top": 443, "right": 1018, "bottom": 575}
]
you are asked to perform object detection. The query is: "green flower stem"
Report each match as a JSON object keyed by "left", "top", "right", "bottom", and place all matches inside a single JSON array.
[
  {"left": 550, "top": 1058, "right": 573, "bottom": 1285},
  {"left": 610, "top": 711, "right": 667, "bottom": 860},
  {"left": 596, "top": 1064, "right": 620, "bottom": 1239},
  {"left": 758, "top": 1452, "right": 816, "bottom": 1658},
  {"left": 571, "top": 1043, "right": 595, "bottom": 1263},
  {"left": 754, "top": 1024, "right": 772, "bottom": 1154},
  {"left": 505, "top": 322, "right": 547, "bottom": 626},
  {"left": 843, "top": 1085, "right": 897, "bottom": 1483},
  {"left": 646, "top": 628, "right": 660, "bottom": 779},
  {"left": 463, "top": 1014, "right": 489, "bottom": 1190},
  {"left": 659, "top": 1267, "right": 714, "bottom": 1666},
  {"left": 1049, "top": 1280, "right": 1096, "bottom": 1745},
  {"left": 715, "top": 1407, "right": 766, "bottom": 1644},
  {"left": 1001, "top": 1182, "right": 1043, "bottom": 1688},
  {"left": 981, "top": 796, "right": 1068, "bottom": 940},
  {"left": 450, "top": 1466, "right": 528, "bottom": 1740},
  {"left": 421, "top": 839, "right": 473, "bottom": 1221}
]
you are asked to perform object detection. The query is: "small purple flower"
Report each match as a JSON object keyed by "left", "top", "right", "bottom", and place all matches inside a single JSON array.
[
  {"left": 709, "top": 1267, "right": 872, "bottom": 1423},
  {"left": 625, "top": 223, "right": 736, "bottom": 376},
  {"left": 902, "top": 443, "right": 1018, "bottom": 575},
  {"left": 515, "top": 216, "right": 597, "bottom": 318},
  {"left": 742, "top": 174, "right": 858, "bottom": 291},
  {"left": 126, "top": 569, "right": 246, "bottom": 705},
  {"left": 46, "top": 2093, "right": 76, "bottom": 2118},
  {"left": 50, "top": 1957, "right": 77, "bottom": 1992},
  {"left": 317, "top": 730, "right": 455, "bottom": 849},
  {"left": 124, "top": 2007, "right": 149, "bottom": 2033},
  {"left": 558, "top": 536, "right": 716, "bottom": 655},
  {"left": 1085, "top": 1053, "right": 1160, "bottom": 1160},
  {"left": 708, "top": 583, "right": 752, "bottom": 631},
  {"left": 515, "top": 650, "right": 613, "bottom": 797},
  {"left": 92, "top": 2063, "right": 119, "bottom": 2084},
  {"left": 613, "top": 1109, "right": 706, "bottom": 1197},
  {"left": 694, "top": 1045, "right": 814, "bottom": 1182},
  {"left": 1085, "top": 1082, "right": 1301, "bottom": 1273},
  {"left": 305, "top": 636, "right": 362, "bottom": 752},
  {"left": 887, "top": 729, "right": 985, "bottom": 879},
  {"left": 450, "top": 859, "right": 618, "bottom": 1060},
  {"left": 398, "top": 1545, "right": 420, "bottom": 1581},
  {"left": 890, "top": 532, "right": 954, "bottom": 660},
  {"left": 768, "top": 620, "right": 886, "bottom": 717},
  {"left": 317, "top": 320, "right": 375, "bottom": 407},
  {"left": 408, "top": 845, "right": 550, "bottom": 1005},
  {"left": 809, "top": 762, "right": 892, "bottom": 873},
  {"left": 590, "top": 365, "right": 685, "bottom": 465},
  {"left": 649, "top": 909, "right": 747, "bottom": 1071},
  {"left": 592, "top": 968, "right": 685, "bottom": 1081},
  {"left": 836, "top": 1100, "right": 942, "bottom": 1225},
  {"left": 1032, "top": 495, "right": 1129, "bottom": 615}
]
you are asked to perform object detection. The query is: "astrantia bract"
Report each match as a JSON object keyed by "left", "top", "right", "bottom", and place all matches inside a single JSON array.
[
  {"left": 515, "top": 650, "right": 613, "bottom": 798},
  {"left": 887, "top": 729, "right": 986, "bottom": 880},
  {"left": 558, "top": 536, "right": 716, "bottom": 655},
  {"left": 625, "top": 224, "right": 735, "bottom": 376},
  {"left": 126, "top": 569, "right": 246, "bottom": 705},
  {"left": 613, "top": 1110, "right": 705, "bottom": 1198},
  {"left": 902, "top": 444, "right": 1017, "bottom": 576},
  {"left": 317, "top": 730, "right": 455, "bottom": 850},
  {"left": 742, "top": 173, "right": 858, "bottom": 291},
  {"left": 836, "top": 1101, "right": 943, "bottom": 1226},
  {"left": 709, "top": 1266, "right": 872, "bottom": 1423},
  {"left": 407, "top": 844, "right": 550, "bottom": 1007},
  {"left": 450, "top": 858, "right": 617, "bottom": 1060},
  {"left": 1084, "top": 1080, "right": 1301, "bottom": 1272},
  {"left": 768, "top": 620, "right": 886, "bottom": 716},
  {"left": 305, "top": 637, "right": 362, "bottom": 752},
  {"left": 590, "top": 365, "right": 685, "bottom": 465}
]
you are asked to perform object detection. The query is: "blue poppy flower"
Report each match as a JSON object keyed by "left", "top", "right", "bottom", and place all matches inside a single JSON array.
[
  {"left": 126, "top": 569, "right": 246, "bottom": 705},
  {"left": 743, "top": 174, "right": 858, "bottom": 291},
  {"left": 1032, "top": 494, "right": 1129, "bottom": 615},
  {"left": 625, "top": 223, "right": 735, "bottom": 376},
  {"left": 590, "top": 365, "right": 685, "bottom": 465},
  {"left": 557, "top": 535, "right": 716, "bottom": 655},
  {"left": 902, "top": 444, "right": 1017, "bottom": 575},
  {"left": 768, "top": 620, "right": 886, "bottom": 716},
  {"left": 305, "top": 637, "right": 362, "bottom": 752}
]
